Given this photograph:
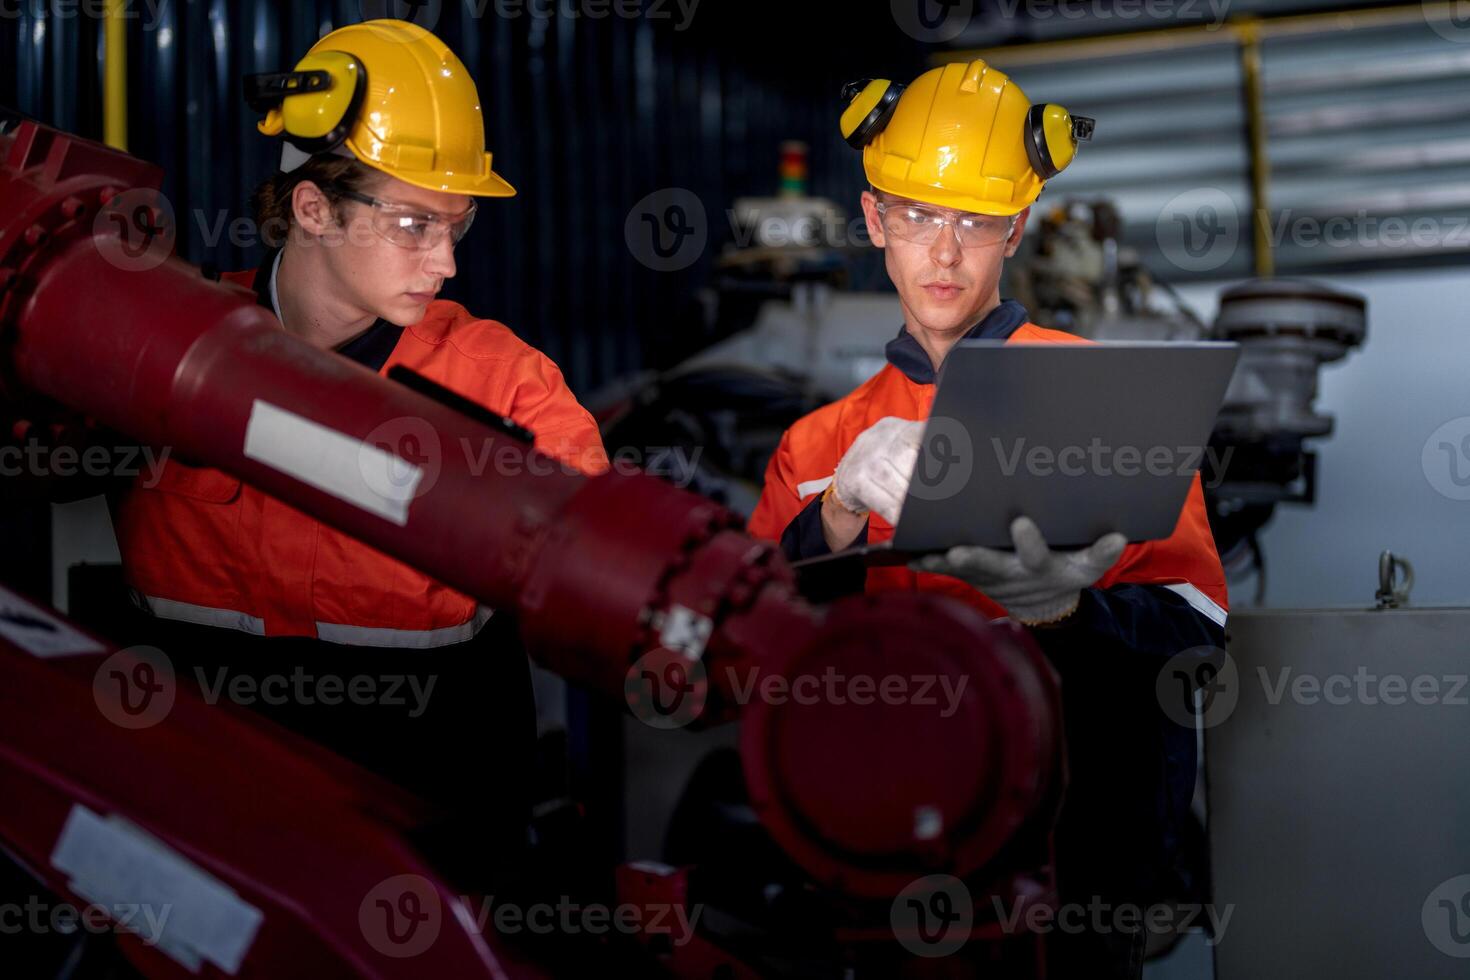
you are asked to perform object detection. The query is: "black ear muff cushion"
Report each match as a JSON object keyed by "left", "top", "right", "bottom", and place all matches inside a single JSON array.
[
  {"left": 1024, "top": 103, "right": 1058, "bottom": 181},
  {"left": 845, "top": 82, "right": 904, "bottom": 150}
]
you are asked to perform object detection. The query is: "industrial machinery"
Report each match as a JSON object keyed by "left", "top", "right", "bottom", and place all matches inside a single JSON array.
[
  {"left": 0, "top": 120, "right": 1070, "bottom": 976},
  {"left": 1204, "top": 278, "right": 1366, "bottom": 586},
  {"left": 1009, "top": 201, "right": 1368, "bottom": 595}
]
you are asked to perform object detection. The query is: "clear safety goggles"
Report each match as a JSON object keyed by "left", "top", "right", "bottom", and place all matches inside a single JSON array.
[
  {"left": 874, "top": 198, "right": 1017, "bottom": 249},
  {"left": 330, "top": 184, "right": 477, "bottom": 250}
]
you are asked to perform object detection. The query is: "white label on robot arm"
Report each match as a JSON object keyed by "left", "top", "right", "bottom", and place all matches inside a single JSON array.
[
  {"left": 0, "top": 585, "right": 107, "bottom": 657},
  {"left": 243, "top": 399, "right": 422, "bottom": 526},
  {"left": 51, "top": 804, "right": 264, "bottom": 974}
]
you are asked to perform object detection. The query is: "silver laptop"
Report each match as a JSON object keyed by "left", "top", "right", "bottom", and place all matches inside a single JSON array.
[{"left": 792, "top": 340, "right": 1240, "bottom": 568}]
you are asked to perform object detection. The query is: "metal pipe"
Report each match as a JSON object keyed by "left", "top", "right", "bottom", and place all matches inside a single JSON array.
[
  {"left": 103, "top": 0, "right": 127, "bottom": 151},
  {"left": 1238, "top": 17, "right": 1274, "bottom": 278}
]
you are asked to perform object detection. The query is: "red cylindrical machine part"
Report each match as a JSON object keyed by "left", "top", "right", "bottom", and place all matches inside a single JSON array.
[
  {"left": 0, "top": 119, "right": 825, "bottom": 713},
  {"left": 15, "top": 239, "right": 569, "bottom": 600},
  {"left": 740, "top": 595, "right": 1065, "bottom": 898},
  {"left": 0, "top": 122, "right": 1064, "bottom": 898},
  {"left": 11, "top": 235, "right": 808, "bottom": 704},
  {"left": 0, "top": 629, "right": 519, "bottom": 979}
]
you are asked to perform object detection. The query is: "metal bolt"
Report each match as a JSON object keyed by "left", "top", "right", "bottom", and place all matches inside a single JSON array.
[{"left": 914, "top": 805, "right": 943, "bottom": 841}]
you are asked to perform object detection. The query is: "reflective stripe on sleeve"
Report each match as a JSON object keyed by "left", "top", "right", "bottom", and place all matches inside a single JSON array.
[
  {"left": 314, "top": 605, "right": 495, "bottom": 649},
  {"left": 1158, "top": 582, "right": 1228, "bottom": 628},
  {"left": 133, "top": 592, "right": 267, "bottom": 635},
  {"left": 795, "top": 475, "right": 835, "bottom": 499},
  {"left": 134, "top": 592, "right": 495, "bottom": 648}
]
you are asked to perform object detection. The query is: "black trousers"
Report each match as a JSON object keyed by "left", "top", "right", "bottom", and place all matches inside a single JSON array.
[
  {"left": 115, "top": 602, "right": 538, "bottom": 889},
  {"left": 1032, "top": 627, "right": 1194, "bottom": 980}
]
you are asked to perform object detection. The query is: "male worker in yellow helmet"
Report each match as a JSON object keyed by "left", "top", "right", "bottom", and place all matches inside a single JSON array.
[
  {"left": 748, "top": 61, "right": 1228, "bottom": 977},
  {"left": 111, "top": 20, "right": 607, "bottom": 880}
]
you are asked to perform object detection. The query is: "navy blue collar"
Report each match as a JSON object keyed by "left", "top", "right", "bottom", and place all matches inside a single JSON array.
[
  {"left": 884, "top": 299, "right": 1029, "bottom": 385},
  {"left": 254, "top": 249, "right": 404, "bottom": 372}
]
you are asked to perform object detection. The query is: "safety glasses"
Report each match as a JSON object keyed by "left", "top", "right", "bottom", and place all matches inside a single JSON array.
[
  {"left": 329, "top": 184, "right": 477, "bottom": 250},
  {"left": 874, "top": 198, "right": 1017, "bottom": 249}
]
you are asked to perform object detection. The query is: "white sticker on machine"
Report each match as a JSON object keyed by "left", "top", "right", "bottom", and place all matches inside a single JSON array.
[
  {"left": 51, "top": 804, "right": 264, "bottom": 975},
  {"left": 0, "top": 585, "right": 106, "bottom": 658},
  {"left": 242, "top": 399, "right": 423, "bottom": 526}
]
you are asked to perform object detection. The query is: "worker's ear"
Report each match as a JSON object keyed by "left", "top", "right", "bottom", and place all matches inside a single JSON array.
[
  {"left": 860, "top": 189, "right": 886, "bottom": 249},
  {"left": 1003, "top": 206, "right": 1029, "bottom": 258},
  {"left": 290, "top": 180, "right": 343, "bottom": 243}
]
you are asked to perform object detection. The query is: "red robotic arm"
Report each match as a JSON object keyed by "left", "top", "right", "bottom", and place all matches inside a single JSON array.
[{"left": 0, "top": 120, "right": 1064, "bottom": 977}]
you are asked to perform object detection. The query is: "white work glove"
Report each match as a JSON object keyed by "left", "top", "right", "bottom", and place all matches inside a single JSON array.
[
  {"left": 911, "top": 516, "right": 1127, "bottom": 625},
  {"left": 831, "top": 416, "right": 925, "bottom": 525}
]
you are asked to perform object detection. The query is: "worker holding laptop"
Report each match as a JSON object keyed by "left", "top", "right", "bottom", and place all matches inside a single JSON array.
[{"left": 748, "top": 61, "right": 1230, "bottom": 978}]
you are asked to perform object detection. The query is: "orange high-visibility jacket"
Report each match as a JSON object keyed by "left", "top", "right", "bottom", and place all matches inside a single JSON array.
[
  {"left": 112, "top": 258, "right": 609, "bottom": 648},
  {"left": 747, "top": 300, "right": 1229, "bottom": 633}
]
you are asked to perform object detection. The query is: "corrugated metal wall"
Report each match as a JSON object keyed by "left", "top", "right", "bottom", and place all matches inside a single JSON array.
[
  {"left": 1, "top": 1, "right": 925, "bottom": 395},
  {"left": 961, "top": 5, "right": 1470, "bottom": 281}
]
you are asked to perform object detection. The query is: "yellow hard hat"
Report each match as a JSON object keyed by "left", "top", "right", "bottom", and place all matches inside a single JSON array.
[
  {"left": 244, "top": 19, "right": 515, "bottom": 197},
  {"left": 839, "top": 60, "right": 1093, "bottom": 216}
]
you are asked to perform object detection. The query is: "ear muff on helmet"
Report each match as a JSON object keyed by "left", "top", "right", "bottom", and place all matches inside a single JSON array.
[
  {"left": 839, "top": 78, "right": 906, "bottom": 150},
  {"left": 1024, "top": 103, "right": 1095, "bottom": 181},
  {"left": 244, "top": 50, "right": 367, "bottom": 155}
]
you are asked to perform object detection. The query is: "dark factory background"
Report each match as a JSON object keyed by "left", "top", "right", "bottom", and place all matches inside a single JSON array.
[
  {"left": 3, "top": 2, "right": 1469, "bottom": 976},
  {"left": 5, "top": 0, "right": 1467, "bottom": 611},
  {"left": 2, "top": 0, "right": 921, "bottom": 394}
]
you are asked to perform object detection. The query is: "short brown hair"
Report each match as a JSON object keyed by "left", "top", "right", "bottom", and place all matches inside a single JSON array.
[{"left": 248, "top": 154, "right": 381, "bottom": 249}]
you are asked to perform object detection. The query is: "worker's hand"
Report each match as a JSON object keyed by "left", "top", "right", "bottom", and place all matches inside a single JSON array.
[
  {"left": 831, "top": 416, "right": 925, "bottom": 526},
  {"left": 911, "top": 516, "right": 1127, "bottom": 625}
]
